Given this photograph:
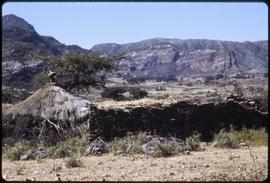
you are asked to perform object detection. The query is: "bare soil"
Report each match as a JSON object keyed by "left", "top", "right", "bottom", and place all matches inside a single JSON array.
[{"left": 2, "top": 146, "right": 268, "bottom": 181}]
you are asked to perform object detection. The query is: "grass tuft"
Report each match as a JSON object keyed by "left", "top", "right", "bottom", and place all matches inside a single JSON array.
[
  {"left": 64, "top": 156, "right": 82, "bottom": 168},
  {"left": 214, "top": 128, "right": 268, "bottom": 148}
]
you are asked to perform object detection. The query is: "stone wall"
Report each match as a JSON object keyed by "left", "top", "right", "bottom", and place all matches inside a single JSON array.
[{"left": 90, "top": 101, "right": 267, "bottom": 141}]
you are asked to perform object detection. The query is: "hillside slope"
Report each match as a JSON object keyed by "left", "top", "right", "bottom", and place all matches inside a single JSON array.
[
  {"left": 91, "top": 38, "right": 268, "bottom": 80},
  {"left": 2, "top": 14, "right": 87, "bottom": 88}
]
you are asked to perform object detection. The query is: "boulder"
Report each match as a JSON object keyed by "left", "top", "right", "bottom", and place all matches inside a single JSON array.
[{"left": 86, "top": 140, "right": 105, "bottom": 155}]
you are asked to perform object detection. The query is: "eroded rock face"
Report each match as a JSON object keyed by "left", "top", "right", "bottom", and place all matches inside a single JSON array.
[{"left": 91, "top": 38, "right": 268, "bottom": 80}]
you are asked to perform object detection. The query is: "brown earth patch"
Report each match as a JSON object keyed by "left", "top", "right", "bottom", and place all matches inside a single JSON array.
[{"left": 2, "top": 146, "right": 267, "bottom": 181}]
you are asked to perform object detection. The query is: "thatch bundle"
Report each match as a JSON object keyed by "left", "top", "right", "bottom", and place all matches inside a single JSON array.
[
  {"left": 2, "top": 84, "right": 95, "bottom": 145},
  {"left": 4, "top": 84, "right": 93, "bottom": 122}
]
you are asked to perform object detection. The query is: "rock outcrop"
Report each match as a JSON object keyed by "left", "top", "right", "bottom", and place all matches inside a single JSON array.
[{"left": 91, "top": 38, "right": 268, "bottom": 81}]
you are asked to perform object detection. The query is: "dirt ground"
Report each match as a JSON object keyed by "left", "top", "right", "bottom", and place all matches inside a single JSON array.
[{"left": 2, "top": 146, "right": 268, "bottom": 181}]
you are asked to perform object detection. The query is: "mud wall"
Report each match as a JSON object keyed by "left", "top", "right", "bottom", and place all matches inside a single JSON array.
[
  {"left": 90, "top": 101, "right": 268, "bottom": 141},
  {"left": 2, "top": 101, "right": 268, "bottom": 145}
]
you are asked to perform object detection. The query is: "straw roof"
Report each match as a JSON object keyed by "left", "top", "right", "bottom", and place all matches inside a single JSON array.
[{"left": 4, "top": 84, "right": 93, "bottom": 122}]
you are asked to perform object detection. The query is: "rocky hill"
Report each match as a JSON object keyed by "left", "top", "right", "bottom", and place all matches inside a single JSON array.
[
  {"left": 91, "top": 38, "right": 268, "bottom": 81},
  {"left": 2, "top": 14, "right": 268, "bottom": 89},
  {"left": 2, "top": 14, "right": 87, "bottom": 88}
]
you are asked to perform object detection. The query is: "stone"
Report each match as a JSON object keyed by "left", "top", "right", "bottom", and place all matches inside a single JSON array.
[
  {"left": 34, "top": 149, "right": 47, "bottom": 159},
  {"left": 20, "top": 154, "right": 29, "bottom": 161},
  {"left": 85, "top": 140, "right": 105, "bottom": 155},
  {"left": 184, "top": 151, "right": 191, "bottom": 155}
]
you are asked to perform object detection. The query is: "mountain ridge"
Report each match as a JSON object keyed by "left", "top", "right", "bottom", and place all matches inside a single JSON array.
[{"left": 2, "top": 14, "right": 268, "bottom": 89}]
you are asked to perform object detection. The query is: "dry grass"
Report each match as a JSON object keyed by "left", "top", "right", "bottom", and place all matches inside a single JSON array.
[
  {"left": 96, "top": 96, "right": 179, "bottom": 110},
  {"left": 214, "top": 128, "right": 268, "bottom": 148},
  {"left": 2, "top": 146, "right": 268, "bottom": 181},
  {"left": 2, "top": 103, "right": 14, "bottom": 111},
  {"left": 64, "top": 156, "right": 83, "bottom": 168},
  {"left": 4, "top": 84, "right": 93, "bottom": 122}
]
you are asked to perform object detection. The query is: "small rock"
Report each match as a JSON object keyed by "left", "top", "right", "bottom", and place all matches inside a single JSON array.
[
  {"left": 184, "top": 151, "right": 191, "bottom": 155},
  {"left": 170, "top": 172, "right": 175, "bottom": 176},
  {"left": 205, "top": 164, "right": 210, "bottom": 168},
  {"left": 20, "top": 154, "right": 29, "bottom": 161},
  {"left": 34, "top": 149, "right": 47, "bottom": 159}
]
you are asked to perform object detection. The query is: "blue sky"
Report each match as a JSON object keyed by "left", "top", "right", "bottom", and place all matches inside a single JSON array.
[{"left": 2, "top": 2, "right": 268, "bottom": 49}]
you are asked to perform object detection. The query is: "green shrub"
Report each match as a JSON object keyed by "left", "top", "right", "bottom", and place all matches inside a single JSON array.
[
  {"left": 64, "top": 156, "right": 82, "bottom": 168},
  {"left": 101, "top": 86, "right": 148, "bottom": 100},
  {"left": 129, "top": 87, "right": 148, "bottom": 99},
  {"left": 35, "top": 136, "right": 88, "bottom": 158},
  {"left": 52, "top": 136, "right": 87, "bottom": 158},
  {"left": 101, "top": 87, "right": 127, "bottom": 100},
  {"left": 3, "top": 142, "right": 31, "bottom": 161},
  {"left": 107, "top": 132, "right": 148, "bottom": 154},
  {"left": 185, "top": 132, "right": 201, "bottom": 151},
  {"left": 152, "top": 141, "right": 176, "bottom": 157},
  {"left": 214, "top": 128, "right": 268, "bottom": 148}
]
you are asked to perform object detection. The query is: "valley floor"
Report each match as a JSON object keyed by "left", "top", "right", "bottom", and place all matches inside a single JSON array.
[{"left": 2, "top": 146, "right": 268, "bottom": 181}]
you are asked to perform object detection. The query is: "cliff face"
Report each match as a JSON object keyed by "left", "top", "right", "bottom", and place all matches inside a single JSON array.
[
  {"left": 2, "top": 14, "right": 87, "bottom": 88},
  {"left": 91, "top": 38, "right": 268, "bottom": 80}
]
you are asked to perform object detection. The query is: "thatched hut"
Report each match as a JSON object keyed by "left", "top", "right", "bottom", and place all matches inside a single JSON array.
[{"left": 2, "top": 84, "right": 95, "bottom": 145}]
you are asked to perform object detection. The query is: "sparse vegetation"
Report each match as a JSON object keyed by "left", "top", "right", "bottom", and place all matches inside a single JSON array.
[
  {"left": 107, "top": 131, "right": 201, "bottom": 157},
  {"left": 151, "top": 140, "right": 176, "bottom": 157},
  {"left": 101, "top": 86, "right": 148, "bottom": 100},
  {"left": 2, "top": 86, "right": 30, "bottom": 103},
  {"left": 101, "top": 86, "right": 127, "bottom": 100},
  {"left": 64, "top": 156, "right": 83, "bottom": 168},
  {"left": 214, "top": 128, "right": 268, "bottom": 148},
  {"left": 3, "top": 142, "right": 31, "bottom": 161},
  {"left": 185, "top": 132, "right": 202, "bottom": 151},
  {"left": 48, "top": 136, "right": 88, "bottom": 158},
  {"left": 107, "top": 132, "right": 148, "bottom": 154},
  {"left": 129, "top": 87, "right": 148, "bottom": 99}
]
